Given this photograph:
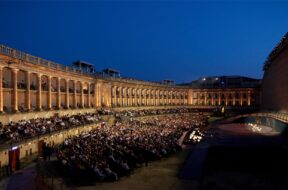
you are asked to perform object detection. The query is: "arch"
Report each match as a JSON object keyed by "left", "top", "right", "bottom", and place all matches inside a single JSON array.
[
  {"left": 29, "top": 73, "right": 38, "bottom": 110},
  {"left": 3, "top": 67, "right": 13, "bottom": 88},
  {"left": 60, "top": 79, "right": 66, "bottom": 108},
  {"left": 90, "top": 83, "right": 95, "bottom": 107},
  {"left": 235, "top": 92, "right": 239, "bottom": 99},
  {"left": 51, "top": 77, "right": 58, "bottom": 109},
  {"left": 60, "top": 79, "right": 66, "bottom": 92},
  {"left": 76, "top": 81, "right": 82, "bottom": 107},
  {"left": 116, "top": 87, "right": 122, "bottom": 106},
  {"left": 30, "top": 73, "right": 38, "bottom": 91},
  {"left": 51, "top": 77, "right": 58, "bottom": 92},
  {"left": 69, "top": 80, "right": 74, "bottom": 93},
  {"left": 41, "top": 75, "right": 48, "bottom": 91},
  {"left": 229, "top": 93, "right": 233, "bottom": 99},
  {"left": 17, "top": 70, "right": 27, "bottom": 90},
  {"left": 16, "top": 70, "right": 27, "bottom": 112},
  {"left": 68, "top": 80, "right": 75, "bottom": 108},
  {"left": 83, "top": 82, "right": 88, "bottom": 94},
  {"left": 76, "top": 81, "right": 81, "bottom": 94},
  {"left": 2, "top": 67, "right": 13, "bottom": 112},
  {"left": 83, "top": 82, "right": 89, "bottom": 107},
  {"left": 41, "top": 75, "right": 49, "bottom": 109}
]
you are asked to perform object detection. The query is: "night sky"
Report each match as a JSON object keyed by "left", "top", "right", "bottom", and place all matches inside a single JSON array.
[{"left": 0, "top": 1, "right": 287, "bottom": 83}]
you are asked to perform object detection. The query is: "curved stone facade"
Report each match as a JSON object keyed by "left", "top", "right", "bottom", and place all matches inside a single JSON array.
[
  {"left": 0, "top": 44, "right": 259, "bottom": 115},
  {"left": 262, "top": 33, "right": 288, "bottom": 111}
]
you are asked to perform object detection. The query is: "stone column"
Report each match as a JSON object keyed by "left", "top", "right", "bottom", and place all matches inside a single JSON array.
[
  {"left": 87, "top": 83, "right": 91, "bottom": 108},
  {"left": 247, "top": 91, "right": 251, "bottom": 106},
  {"left": 167, "top": 91, "right": 169, "bottom": 105},
  {"left": 173, "top": 92, "right": 175, "bottom": 105},
  {"left": 12, "top": 68, "right": 18, "bottom": 112},
  {"left": 12, "top": 69, "right": 18, "bottom": 111},
  {"left": 137, "top": 89, "right": 139, "bottom": 106},
  {"left": 48, "top": 76, "right": 52, "bottom": 110},
  {"left": 93, "top": 83, "right": 97, "bottom": 107},
  {"left": 156, "top": 90, "right": 159, "bottom": 106},
  {"left": 156, "top": 91, "right": 159, "bottom": 105},
  {"left": 73, "top": 81, "right": 77, "bottom": 108},
  {"left": 163, "top": 91, "right": 166, "bottom": 105},
  {"left": 37, "top": 74, "right": 42, "bottom": 110},
  {"left": 160, "top": 91, "right": 163, "bottom": 105},
  {"left": 147, "top": 90, "right": 150, "bottom": 106},
  {"left": 151, "top": 90, "right": 154, "bottom": 106},
  {"left": 240, "top": 92, "right": 243, "bottom": 106},
  {"left": 0, "top": 67, "right": 3, "bottom": 112},
  {"left": 146, "top": 90, "right": 149, "bottom": 106},
  {"left": 112, "top": 86, "right": 116, "bottom": 107},
  {"left": 232, "top": 92, "right": 236, "bottom": 106},
  {"left": 211, "top": 92, "right": 214, "bottom": 106},
  {"left": 184, "top": 92, "right": 186, "bottom": 105},
  {"left": 114, "top": 87, "right": 117, "bottom": 106},
  {"left": 143, "top": 89, "right": 146, "bottom": 106},
  {"left": 122, "top": 88, "right": 126, "bottom": 107},
  {"left": 175, "top": 92, "right": 177, "bottom": 105},
  {"left": 65, "top": 80, "right": 69, "bottom": 108},
  {"left": 129, "top": 89, "right": 133, "bottom": 107},
  {"left": 125, "top": 88, "right": 129, "bottom": 107},
  {"left": 26, "top": 71, "right": 31, "bottom": 111},
  {"left": 218, "top": 92, "right": 221, "bottom": 105},
  {"left": 81, "top": 82, "right": 84, "bottom": 108},
  {"left": 57, "top": 78, "right": 61, "bottom": 109},
  {"left": 95, "top": 82, "right": 102, "bottom": 107},
  {"left": 149, "top": 90, "right": 152, "bottom": 106},
  {"left": 150, "top": 90, "right": 153, "bottom": 106},
  {"left": 118, "top": 87, "right": 122, "bottom": 107}
]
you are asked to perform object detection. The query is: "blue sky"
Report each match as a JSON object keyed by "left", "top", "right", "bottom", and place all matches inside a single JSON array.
[{"left": 0, "top": 1, "right": 287, "bottom": 83}]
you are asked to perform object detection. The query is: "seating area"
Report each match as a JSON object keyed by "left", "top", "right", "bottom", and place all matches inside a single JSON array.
[
  {"left": 0, "top": 112, "right": 102, "bottom": 145},
  {"left": 268, "top": 111, "right": 288, "bottom": 122},
  {"left": 56, "top": 112, "right": 208, "bottom": 182},
  {"left": 0, "top": 108, "right": 207, "bottom": 147},
  {"left": 98, "top": 107, "right": 201, "bottom": 117}
]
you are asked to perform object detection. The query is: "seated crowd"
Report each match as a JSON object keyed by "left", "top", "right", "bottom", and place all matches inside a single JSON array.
[
  {"left": 0, "top": 113, "right": 101, "bottom": 144},
  {"left": 0, "top": 108, "right": 203, "bottom": 146},
  {"left": 57, "top": 113, "right": 208, "bottom": 182},
  {"left": 98, "top": 107, "right": 199, "bottom": 118}
]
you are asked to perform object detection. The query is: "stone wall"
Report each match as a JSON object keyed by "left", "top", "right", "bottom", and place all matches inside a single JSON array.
[{"left": 262, "top": 45, "right": 288, "bottom": 111}]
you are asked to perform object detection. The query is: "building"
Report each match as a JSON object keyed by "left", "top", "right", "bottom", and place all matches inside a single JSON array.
[
  {"left": 181, "top": 76, "right": 261, "bottom": 107},
  {"left": 262, "top": 32, "right": 288, "bottom": 111},
  {"left": 0, "top": 44, "right": 260, "bottom": 116}
]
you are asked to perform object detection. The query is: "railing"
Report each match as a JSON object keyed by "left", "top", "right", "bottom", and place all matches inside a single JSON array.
[
  {"left": 264, "top": 112, "right": 288, "bottom": 123},
  {"left": 0, "top": 44, "right": 189, "bottom": 89},
  {"left": 0, "top": 44, "right": 92, "bottom": 78},
  {"left": 232, "top": 112, "right": 288, "bottom": 124}
]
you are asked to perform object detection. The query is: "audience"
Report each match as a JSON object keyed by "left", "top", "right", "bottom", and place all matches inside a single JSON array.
[
  {"left": 0, "top": 113, "right": 101, "bottom": 144},
  {"left": 57, "top": 112, "right": 208, "bottom": 182}
]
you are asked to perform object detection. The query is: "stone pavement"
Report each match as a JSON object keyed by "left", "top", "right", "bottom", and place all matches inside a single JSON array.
[{"left": 4, "top": 162, "right": 47, "bottom": 190}]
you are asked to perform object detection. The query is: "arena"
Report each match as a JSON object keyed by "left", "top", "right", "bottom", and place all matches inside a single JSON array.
[{"left": 0, "top": 18, "right": 288, "bottom": 190}]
